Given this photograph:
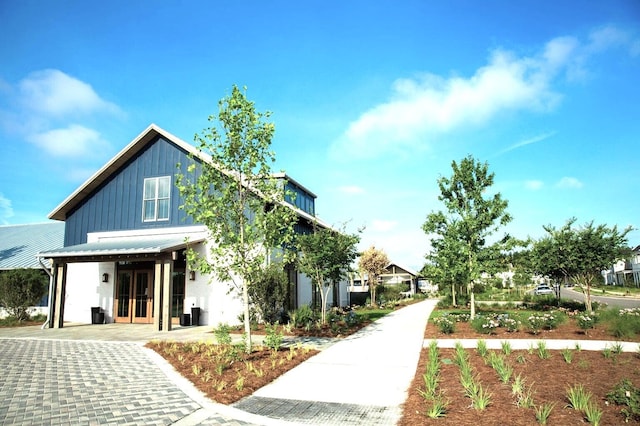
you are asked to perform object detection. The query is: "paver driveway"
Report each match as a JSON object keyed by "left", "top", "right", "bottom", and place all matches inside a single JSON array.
[{"left": 0, "top": 339, "right": 252, "bottom": 426}]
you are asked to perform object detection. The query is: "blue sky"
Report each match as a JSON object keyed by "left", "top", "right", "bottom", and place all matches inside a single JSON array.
[{"left": 1, "top": 1, "right": 639, "bottom": 271}]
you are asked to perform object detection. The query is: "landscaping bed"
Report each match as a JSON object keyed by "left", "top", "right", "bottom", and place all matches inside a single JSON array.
[
  {"left": 400, "top": 345, "right": 640, "bottom": 425},
  {"left": 147, "top": 340, "right": 318, "bottom": 404}
]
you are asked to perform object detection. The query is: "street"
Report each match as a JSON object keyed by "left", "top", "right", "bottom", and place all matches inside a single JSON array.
[{"left": 559, "top": 287, "right": 640, "bottom": 310}]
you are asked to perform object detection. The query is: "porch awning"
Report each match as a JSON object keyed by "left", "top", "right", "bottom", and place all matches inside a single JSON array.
[{"left": 37, "top": 236, "right": 204, "bottom": 262}]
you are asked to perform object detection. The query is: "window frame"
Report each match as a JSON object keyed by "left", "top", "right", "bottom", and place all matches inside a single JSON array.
[{"left": 142, "top": 176, "right": 171, "bottom": 222}]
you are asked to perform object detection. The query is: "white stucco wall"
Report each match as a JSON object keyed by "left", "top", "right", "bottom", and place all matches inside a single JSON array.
[{"left": 64, "top": 262, "right": 113, "bottom": 324}]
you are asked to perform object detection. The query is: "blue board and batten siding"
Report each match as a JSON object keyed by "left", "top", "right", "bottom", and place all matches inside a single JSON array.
[{"left": 64, "top": 136, "right": 196, "bottom": 246}]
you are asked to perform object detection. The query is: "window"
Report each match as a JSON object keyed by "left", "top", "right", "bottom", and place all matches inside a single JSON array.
[{"left": 143, "top": 176, "right": 171, "bottom": 221}]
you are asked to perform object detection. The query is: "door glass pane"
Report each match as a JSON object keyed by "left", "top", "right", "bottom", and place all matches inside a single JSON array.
[
  {"left": 172, "top": 272, "right": 185, "bottom": 318},
  {"left": 134, "top": 272, "right": 148, "bottom": 318},
  {"left": 117, "top": 272, "right": 131, "bottom": 317}
]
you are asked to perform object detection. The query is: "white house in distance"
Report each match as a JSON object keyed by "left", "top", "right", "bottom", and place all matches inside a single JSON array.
[
  {"left": 604, "top": 244, "right": 640, "bottom": 287},
  {"left": 37, "top": 124, "right": 347, "bottom": 331}
]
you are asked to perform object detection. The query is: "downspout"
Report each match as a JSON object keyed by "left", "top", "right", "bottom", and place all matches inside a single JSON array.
[{"left": 38, "top": 257, "right": 54, "bottom": 329}]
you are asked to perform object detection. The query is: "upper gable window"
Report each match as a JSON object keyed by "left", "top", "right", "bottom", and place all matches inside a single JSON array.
[{"left": 143, "top": 176, "right": 171, "bottom": 222}]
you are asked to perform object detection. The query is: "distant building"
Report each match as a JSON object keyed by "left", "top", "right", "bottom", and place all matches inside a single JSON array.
[{"left": 604, "top": 245, "right": 640, "bottom": 287}]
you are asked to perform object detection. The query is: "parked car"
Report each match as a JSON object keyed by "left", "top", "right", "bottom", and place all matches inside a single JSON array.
[{"left": 534, "top": 284, "right": 554, "bottom": 296}]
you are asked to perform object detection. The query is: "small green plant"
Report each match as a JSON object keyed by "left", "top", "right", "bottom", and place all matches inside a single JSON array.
[
  {"left": 425, "top": 394, "right": 449, "bottom": 418},
  {"left": 263, "top": 323, "right": 284, "bottom": 351},
  {"left": 566, "top": 384, "right": 592, "bottom": 412},
  {"left": 235, "top": 374, "right": 245, "bottom": 391},
  {"left": 535, "top": 402, "right": 555, "bottom": 425},
  {"left": 574, "top": 342, "right": 582, "bottom": 351},
  {"left": 476, "top": 339, "right": 488, "bottom": 358},
  {"left": 536, "top": 341, "right": 550, "bottom": 359},
  {"left": 470, "top": 383, "right": 492, "bottom": 410},
  {"left": 561, "top": 348, "right": 573, "bottom": 364},
  {"left": 606, "top": 378, "right": 640, "bottom": 422},
  {"left": 213, "top": 323, "right": 233, "bottom": 346},
  {"left": 516, "top": 353, "right": 526, "bottom": 364},
  {"left": 583, "top": 401, "right": 602, "bottom": 426},
  {"left": 192, "top": 364, "right": 201, "bottom": 376},
  {"left": 501, "top": 340, "right": 512, "bottom": 356},
  {"left": 610, "top": 341, "right": 624, "bottom": 355}
]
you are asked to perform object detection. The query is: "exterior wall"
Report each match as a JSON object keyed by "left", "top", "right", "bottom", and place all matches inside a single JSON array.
[
  {"left": 64, "top": 136, "right": 196, "bottom": 246},
  {"left": 63, "top": 262, "right": 112, "bottom": 324},
  {"left": 184, "top": 243, "right": 244, "bottom": 327}
]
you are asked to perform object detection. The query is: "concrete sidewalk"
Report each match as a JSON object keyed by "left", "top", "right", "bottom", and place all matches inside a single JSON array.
[{"left": 233, "top": 299, "right": 438, "bottom": 425}]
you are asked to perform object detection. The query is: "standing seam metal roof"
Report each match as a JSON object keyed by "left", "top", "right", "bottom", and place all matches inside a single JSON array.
[{"left": 0, "top": 222, "right": 65, "bottom": 270}]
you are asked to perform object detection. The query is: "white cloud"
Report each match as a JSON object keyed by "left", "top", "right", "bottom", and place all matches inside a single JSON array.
[
  {"left": 332, "top": 26, "right": 636, "bottom": 159},
  {"left": 556, "top": 177, "right": 583, "bottom": 189},
  {"left": 18, "top": 69, "right": 122, "bottom": 117},
  {"left": 338, "top": 185, "right": 365, "bottom": 195},
  {"left": 500, "top": 131, "right": 556, "bottom": 155},
  {"left": 29, "top": 124, "right": 108, "bottom": 157},
  {"left": 0, "top": 193, "right": 14, "bottom": 224},
  {"left": 525, "top": 180, "right": 544, "bottom": 190}
]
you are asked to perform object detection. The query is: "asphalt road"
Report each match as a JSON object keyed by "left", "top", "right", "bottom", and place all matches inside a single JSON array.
[{"left": 558, "top": 287, "right": 640, "bottom": 309}]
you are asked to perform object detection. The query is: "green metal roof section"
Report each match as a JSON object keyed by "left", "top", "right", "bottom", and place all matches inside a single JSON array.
[
  {"left": 37, "top": 236, "right": 203, "bottom": 258},
  {"left": 0, "top": 222, "right": 65, "bottom": 270}
]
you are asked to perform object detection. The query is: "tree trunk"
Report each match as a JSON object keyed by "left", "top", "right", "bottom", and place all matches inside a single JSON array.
[
  {"left": 469, "top": 281, "right": 476, "bottom": 319},
  {"left": 451, "top": 282, "right": 457, "bottom": 307},
  {"left": 242, "top": 280, "right": 252, "bottom": 353}
]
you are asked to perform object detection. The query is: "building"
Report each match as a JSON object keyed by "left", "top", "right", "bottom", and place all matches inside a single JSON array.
[
  {"left": 37, "top": 124, "right": 346, "bottom": 330},
  {"left": 604, "top": 245, "right": 640, "bottom": 287},
  {"left": 0, "top": 222, "right": 64, "bottom": 319}
]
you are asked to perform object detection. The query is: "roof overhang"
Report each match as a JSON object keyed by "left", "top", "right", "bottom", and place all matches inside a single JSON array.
[{"left": 37, "top": 236, "right": 204, "bottom": 263}]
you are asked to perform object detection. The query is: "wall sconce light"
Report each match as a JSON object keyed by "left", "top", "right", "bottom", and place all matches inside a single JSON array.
[
  {"left": 171, "top": 251, "right": 178, "bottom": 261},
  {"left": 102, "top": 273, "right": 109, "bottom": 283},
  {"left": 189, "top": 270, "right": 196, "bottom": 281}
]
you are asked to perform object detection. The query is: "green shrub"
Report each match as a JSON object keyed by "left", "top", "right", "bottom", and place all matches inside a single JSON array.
[
  {"left": 471, "top": 315, "right": 499, "bottom": 335},
  {"left": 606, "top": 379, "right": 640, "bottom": 422},
  {"left": 213, "top": 323, "right": 233, "bottom": 346},
  {"left": 0, "top": 269, "right": 48, "bottom": 321},
  {"left": 248, "top": 263, "right": 288, "bottom": 324},
  {"left": 434, "top": 315, "right": 455, "bottom": 334},
  {"left": 288, "top": 305, "right": 317, "bottom": 329},
  {"left": 263, "top": 323, "right": 283, "bottom": 351}
]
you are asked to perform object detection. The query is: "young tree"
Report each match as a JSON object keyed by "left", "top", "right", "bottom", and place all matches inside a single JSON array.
[
  {"left": 532, "top": 218, "right": 631, "bottom": 313},
  {"left": 423, "top": 155, "right": 512, "bottom": 319},
  {"left": 176, "top": 85, "right": 298, "bottom": 352},
  {"left": 296, "top": 225, "right": 360, "bottom": 324},
  {"left": 359, "top": 246, "right": 389, "bottom": 307},
  {"left": 422, "top": 216, "right": 468, "bottom": 306},
  {"left": 0, "top": 269, "right": 48, "bottom": 321}
]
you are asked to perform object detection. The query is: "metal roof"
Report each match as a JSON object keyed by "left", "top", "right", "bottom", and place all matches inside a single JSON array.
[
  {"left": 37, "top": 235, "right": 203, "bottom": 259},
  {"left": 0, "top": 222, "right": 65, "bottom": 270}
]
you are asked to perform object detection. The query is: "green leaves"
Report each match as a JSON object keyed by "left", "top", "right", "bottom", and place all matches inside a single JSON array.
[
  {"left": 175, "top": 85, "right": 297, "bottom": 351},
  {"left": 423, "top": 155, "right": 513, "bottom": 316}
]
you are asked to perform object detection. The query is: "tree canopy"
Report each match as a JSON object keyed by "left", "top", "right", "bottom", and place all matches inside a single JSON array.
[
  {"left": 296, "top": 225, "right": 360, "bottom": 324},
  {"left": 532, "top": 218, "right": 631, "bottom": 313},
  {"left": 358, "top": 246, "right": 389, "bottom": 307},
  {"left": 176, "top": 85, "right": 298, "bottom": 351},
  {"left": 423, "top": 155, "right": 512, "bottom": 318}
]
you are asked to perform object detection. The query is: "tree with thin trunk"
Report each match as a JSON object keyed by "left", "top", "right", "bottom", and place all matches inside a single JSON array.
[
  {"left": 296, "top": 225, "right": 360, "bottom": 324},
  {"left": 422, "top": 216, "right": 468, "bottom": 307},
  {"left": 359, "top": 246, "right": 389, "bottom": 307},
  {"left": 423, "top": 155, "right": 512, "bottom": 319},
  {"left": 176, "top": 85, "right": 297, "bottom": 352},
  {"left": 532, "top": 218, "right": 631, "bottom": 313}
]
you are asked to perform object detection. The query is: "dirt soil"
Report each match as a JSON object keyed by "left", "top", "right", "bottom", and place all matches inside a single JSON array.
[
  {"left": 146, "top": 341, "right": 318, "bottom": 404},
  {"left": 401, "top": 321, "right": 640, "bottom": 425}
]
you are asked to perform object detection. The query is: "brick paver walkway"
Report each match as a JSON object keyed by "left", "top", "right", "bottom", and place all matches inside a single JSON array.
[{"left": 0, "top": 339, "right": 253, "bottom": 426}]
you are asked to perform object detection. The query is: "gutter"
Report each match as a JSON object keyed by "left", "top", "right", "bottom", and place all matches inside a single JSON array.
[{"left": 37, "top": 257, "right": 54, "bottom": 330}]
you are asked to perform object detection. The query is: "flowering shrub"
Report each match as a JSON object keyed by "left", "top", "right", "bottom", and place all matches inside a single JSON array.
[
  {"left": 501, "top": 317, "right": 520, "bottom": 332},
  {"left": 471, "top": 315, "right": 500, "bottom": 335},
  {"left": 434, "top": 315, "right": 455, "bottom": 334},
  {"left": 526, "top": 312, "right": 561, "bottom": 334},
  {"left": 450, "top": 313, "right": 471, "bottom": 322},
  {"left": 577, "top": 314, "right": 596, "bottom": 330},
  {"left": 619, "top": 308, "right": 640, "bottom": 317}
]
